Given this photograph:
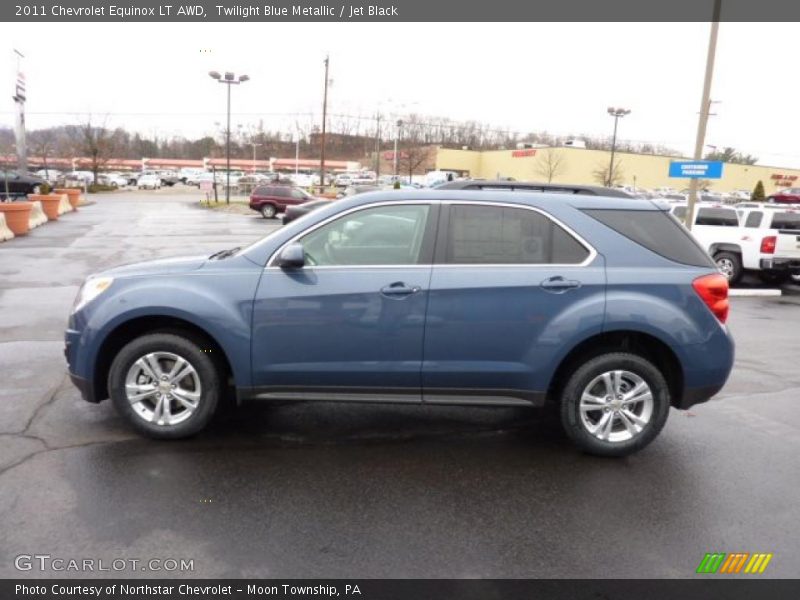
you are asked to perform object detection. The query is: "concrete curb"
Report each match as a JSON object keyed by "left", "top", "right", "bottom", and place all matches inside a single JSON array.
[{"left": 729, "top": 288, "right": 781, "bottom": 297}]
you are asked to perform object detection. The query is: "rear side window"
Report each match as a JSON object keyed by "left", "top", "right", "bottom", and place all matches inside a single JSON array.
[
  {"left": 444, "top": 205, "right": 590, "bottom": 265},
  {"left": 253, "top": 186, "right": 269, "bottom": 195},
  {"left": 744, "top": 211, "right": 763, "bottom": 228},
  {"left": 696, "top": 208, "right": 739, "bottom": 226},
  {"left": 770, "top": 212, "right": 800, "bottom": 230},
  {"left": 584, "top": 209, "right": 715, "bottom": 268}
]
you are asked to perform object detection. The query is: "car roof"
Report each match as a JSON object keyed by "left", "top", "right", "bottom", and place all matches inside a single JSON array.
[
  {"left": 337, "top": 189, "right": 660, "bottom": 211},
  {"left": 434, "top": 179, "right": 634, "bottom": 198}
]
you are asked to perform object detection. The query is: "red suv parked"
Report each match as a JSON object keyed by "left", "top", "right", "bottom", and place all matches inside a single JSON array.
[
  {"left": 249, "top": 184, "right": 316, "bottom": 219},
  {"left": 767, "top": 188, "right": 800, "bottom": 204}
]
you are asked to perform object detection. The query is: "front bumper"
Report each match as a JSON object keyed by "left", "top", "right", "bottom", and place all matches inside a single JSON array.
[{"left": 65, "top": 327, "right": 99, "bottom": 403}]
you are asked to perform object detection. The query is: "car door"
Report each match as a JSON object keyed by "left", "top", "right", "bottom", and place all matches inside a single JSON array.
[
  {"left": 250, "top": 201, "right": 439, "bottom": 401},
  {"left": 422, "top": 202, "right": 605, "bottom": 405}
]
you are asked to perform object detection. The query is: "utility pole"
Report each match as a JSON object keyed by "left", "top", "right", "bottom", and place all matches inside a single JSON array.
[
  {"left": 374, "top": 112, "right": 382, "bottom": 182},
  {"left": 12, "top": 49, "right": 27, "bottom": 174},
  {"left": 686, "top": 0, "right": 721, "bottom": 231},
  {"left": 208, "top": 70, "right": 250, "bottom": 204},
  {"left": 319, "top": 55, "right": 329, "bottom": 190},
  {"left": 394, "top": 119, "right": 404, "bottom": 177}
]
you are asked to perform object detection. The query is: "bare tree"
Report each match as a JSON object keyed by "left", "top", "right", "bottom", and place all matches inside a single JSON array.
[
  {"left": 78, "top": 115, "right": 117, "bottom": 183},
  {"left": 534, "top": 148, "right": 566, "bottom": 183},
  {"left": 28, "top": 129, "right": 57, "bottom": 177},
  {"left": 592, "top": 161, "right": 625, "bottom": 187}
]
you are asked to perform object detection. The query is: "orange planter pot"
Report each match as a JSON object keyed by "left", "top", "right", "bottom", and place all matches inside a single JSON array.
[
  {"left": 28, "top": 194, "right": 61, "bottom": 220},
  {"left": 0, "top": 202, "right": 33, "bottom": 235},
  {"left": 55, "top": 188, "right": 81, "bottom": 210}
]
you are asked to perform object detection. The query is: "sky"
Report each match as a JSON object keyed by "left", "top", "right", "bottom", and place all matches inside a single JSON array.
[{"left": 2, "top": 21, "right": 798, "bottom": 167}]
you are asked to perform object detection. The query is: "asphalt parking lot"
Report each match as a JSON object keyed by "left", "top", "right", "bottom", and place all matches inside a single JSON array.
[{"left": 0, "top": 189, "right": 798, "bottom": 579}]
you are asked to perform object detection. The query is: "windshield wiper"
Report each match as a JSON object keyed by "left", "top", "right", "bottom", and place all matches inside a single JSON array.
[{"left": 209, "top": 247, "right": 241, "bottom": 260}]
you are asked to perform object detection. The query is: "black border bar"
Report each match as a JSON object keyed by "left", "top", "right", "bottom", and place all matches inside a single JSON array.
[
  {"left": 4, "top": 0, "right": 800, "bottom": 22},
  {"left": 4, "top": 579, "right": 800, "bottom": 600}
]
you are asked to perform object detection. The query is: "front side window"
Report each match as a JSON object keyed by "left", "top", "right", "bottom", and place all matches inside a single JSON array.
[
  {"left": 298, "top": 204, "right": 431, "bottom": 266},
  {"left": 444, "top": 205, "right": 590, "bottom": 265}
]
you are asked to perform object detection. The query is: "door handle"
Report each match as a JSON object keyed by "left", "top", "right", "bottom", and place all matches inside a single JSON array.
[
  {"left": 380, "top": 282, "right": 421, "bottom": 297},
  {"left": 540, "top": 276, "right": 581, "bottom": 293}
]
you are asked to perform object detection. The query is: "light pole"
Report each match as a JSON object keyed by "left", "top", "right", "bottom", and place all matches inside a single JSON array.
[
  {"left": 606, "top": 107, "right": 630, "bottom": 187},
  {"left": 209, "top": 70, "right": 249, "bottom": 204},
  {"left": 249, "top": 141, "right": 262, "bottom": 173},
  {"left": 394, "top": 119, "right": 404, "bottom": 177}
]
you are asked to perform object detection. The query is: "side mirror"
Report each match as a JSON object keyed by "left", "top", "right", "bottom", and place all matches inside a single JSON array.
[{"left": 277, "top": 243, "right": 305, "bottom": 269}]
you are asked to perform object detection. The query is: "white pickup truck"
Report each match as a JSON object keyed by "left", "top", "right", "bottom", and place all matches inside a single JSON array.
[{"left": 668, "top": 202, "right": 800, "bottom": 284}]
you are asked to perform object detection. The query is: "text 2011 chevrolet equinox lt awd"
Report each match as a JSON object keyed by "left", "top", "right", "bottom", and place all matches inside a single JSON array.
[{"left": 65, "top": 191, "right": 734, "bottom": 456}]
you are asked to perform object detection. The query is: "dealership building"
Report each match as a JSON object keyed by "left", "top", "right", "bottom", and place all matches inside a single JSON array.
[{"left": 434, "top": 146, "right": 800, "bottom": 194}]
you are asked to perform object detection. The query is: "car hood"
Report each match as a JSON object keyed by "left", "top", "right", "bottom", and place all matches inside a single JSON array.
[{"left": 101, "top": 255, "right": 208, "bottom": 279}]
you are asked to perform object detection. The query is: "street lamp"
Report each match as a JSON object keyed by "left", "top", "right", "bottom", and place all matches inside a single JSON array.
[
  {"left": 606, "top": 106, "right": 630, "bottom": 187},
  {"left": 394, "top": 119, "right": 404, "bottom": 177},
  {"left": 209, "top": 70, "right": 250, "bottom": 204}
]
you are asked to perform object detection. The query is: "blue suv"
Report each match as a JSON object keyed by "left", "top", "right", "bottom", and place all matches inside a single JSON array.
[{"left": 65, "top": 191, "right": 734, "bottom": 456}]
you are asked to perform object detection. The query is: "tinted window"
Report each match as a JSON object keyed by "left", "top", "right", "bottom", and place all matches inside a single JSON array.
[
  {"left": 272, "top": 187, "right": 290, "bottom": 197},
  {"left": 299, "top": 204, "right": 431, "bottom": 266},
  {"left": 770, "top": 212, "right": 800, "bottom": 230},
  {"left": 253, "top": 186, "right": 269, "bottom": 195},
  {"left": 744, "top": 211, "right": 763, "bottom": 228},
  {"left": 696, "top": 208, "right": 739, "bottom": 227},
  {"left": 290, "top": 188, "right": 307, "bottom": 199},
  {"left": 444, "top": 205, "right": 589, "bottom": 265},
  {"left": 584, "top": 209, "right": 715, "bottom": 268}
]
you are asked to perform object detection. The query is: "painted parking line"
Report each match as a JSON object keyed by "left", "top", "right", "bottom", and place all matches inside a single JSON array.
[{"left": 729, "top": 289, "right": 781, "bottom": 297}]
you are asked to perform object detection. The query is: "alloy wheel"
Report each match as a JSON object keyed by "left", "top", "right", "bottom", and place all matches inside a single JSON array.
[
  {"left": 124, "top": 351, "right": 202, "bottom": 426},
  {"left": 578, "top": 370, "right": 654, "bottom": 443}
]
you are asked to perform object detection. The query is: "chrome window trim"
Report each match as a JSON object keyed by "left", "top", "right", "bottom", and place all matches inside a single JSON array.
[{"left": 266, "top": 199, "right": 598, "bottom": 270}]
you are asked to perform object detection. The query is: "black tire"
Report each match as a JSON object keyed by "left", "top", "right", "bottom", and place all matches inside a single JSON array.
[
  {"left": 758, "top": 271, "right": 790, "bottom": 285},
  {"left": 260, "top": 204, "right": 277, "bottom": 219},
  {"left": 714, "top": 251, "right": 743, "bottom": 285},
  {"left": 560, "top": 352, "right": 670, "bottom": 457},
  {"left": 108, "top": 333, "right": 221, "bottom": 439}
]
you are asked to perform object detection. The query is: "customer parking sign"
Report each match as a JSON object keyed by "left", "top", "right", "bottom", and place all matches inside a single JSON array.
[{"left": 669, "top": 160, "right": 724, "bottom": 179}]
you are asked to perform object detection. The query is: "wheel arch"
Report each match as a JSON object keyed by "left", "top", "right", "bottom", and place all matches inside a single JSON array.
[
  {"left": 92, "top": 315, "right": 236, "bottom": 404},
  {"left": 546, "top": 330, "right": 684, "bottom": 408}
]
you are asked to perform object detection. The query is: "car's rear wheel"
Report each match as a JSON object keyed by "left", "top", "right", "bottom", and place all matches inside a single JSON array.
[
  {"left": 260, "top": 204, "right": 277, "bottom": 219},
  {"left": 560, "top": 353, "right": 670, "bottom": 457},
  {"left": 714, "top": 251, "right": 742, "bottom": 285},
  {"left": 108, "top": 333, "right": 221, "bottom": 439}
]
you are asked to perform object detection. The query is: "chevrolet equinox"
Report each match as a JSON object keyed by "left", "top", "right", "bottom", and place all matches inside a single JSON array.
[{"left": 65, "top": 191, "right": 734, "bottom": 456}]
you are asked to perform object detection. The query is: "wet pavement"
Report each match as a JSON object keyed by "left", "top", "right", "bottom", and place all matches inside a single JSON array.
[{"left": 1, "top": 189, "right": 798, "bottom": 578}]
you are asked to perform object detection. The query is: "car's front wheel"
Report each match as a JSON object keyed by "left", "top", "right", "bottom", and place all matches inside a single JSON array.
[
  {"left": 108, "top": 333, "right": 221, "bottom": 439},
  {"left": 560, "top": 353, "right": 670, "bottom": 457}
]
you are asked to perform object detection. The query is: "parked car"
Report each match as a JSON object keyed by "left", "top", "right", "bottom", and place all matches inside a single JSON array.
[
  {"left": 65, "top": 190, "right": 734, "bottom": 457},
  {"left": 178, "top": 168, "right": 205, "bottom": 185},
  {"left": 282, "top": 199, "right": 332, "bottom": 224},
  {"left": 336, "top": 184, "right": 382, "bottom": 199},
  {"left": 34, "top": 168, "right": 62, "bottom": 183},
  {"left": 668, "top": 202, "right": 798, "bottom": 284},
  {"left": 767, "top": 188, "right": 800, "bottom": 204},
  {"left": 137, "top": 174, "right": 161, "bottom": 190},
  {"left": 0, "top": 170, "right": 47, "bottom": 198},
  {"left": 249, "top": 184, "right": 316, "bottom": 219},
  {"left": 157, "top": 170, "right": 180, "bottom": 187},
  {"left": 99, "top": 173, "right": 128, "bottom": 188},
  {"left": 435, "top": 179, "right": 635, "bottom": 198}
]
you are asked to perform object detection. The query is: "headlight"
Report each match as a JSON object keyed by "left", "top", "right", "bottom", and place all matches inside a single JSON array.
[{"left": 72, "top": 276, "right": 114, "bottom": 313}]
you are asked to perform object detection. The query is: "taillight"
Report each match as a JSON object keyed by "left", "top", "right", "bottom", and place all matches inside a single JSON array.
[
  {"left": 692, "top": 273, "right": 729, "bottom": 323},
  {"left": 760, "top": 236, "right": 777, "bottom": 254}
]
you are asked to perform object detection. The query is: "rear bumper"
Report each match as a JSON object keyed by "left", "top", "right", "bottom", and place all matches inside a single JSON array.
[
  {"left": 760, "top": 257, "right": 800, "bottom": 272},
  {"left": 676, "top": 326, "right": 735, "bottom": 410}
]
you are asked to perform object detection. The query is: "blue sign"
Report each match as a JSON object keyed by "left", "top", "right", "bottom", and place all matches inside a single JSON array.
[{"left": 668, "top": 160, "right": 724, "bottom": 179}]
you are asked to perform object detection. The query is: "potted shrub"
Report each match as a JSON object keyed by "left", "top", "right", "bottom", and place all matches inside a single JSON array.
[
  {"left": 54, "top": 188, "right": 81, "bottom": 210},
  {"left": 0, "top": 200, "right": 33, "bottom": 235},
  {"left": 28, "top": 193, "right": 61, "bottom": 220}
]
